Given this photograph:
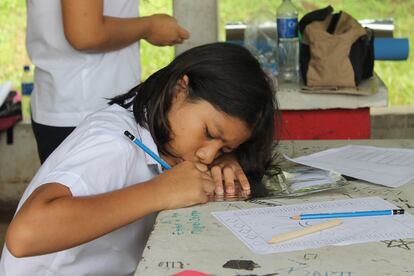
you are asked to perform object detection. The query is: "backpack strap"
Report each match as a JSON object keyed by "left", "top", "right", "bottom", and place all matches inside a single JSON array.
[
  {"left": 326, "top": 11, "right": 342, "bottom": 34},
  {"left": 299, "top": 5, "right": 333, "bottom": 35}
]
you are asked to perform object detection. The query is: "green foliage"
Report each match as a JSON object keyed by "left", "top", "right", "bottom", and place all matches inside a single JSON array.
[
  {"left": 139, "top": 0, "right": 174, "bottom": 80},
  {"left": 0, "top": 0, "right": 27, "bottom": 87},
  {"left": 0, "top": 0, "right": 413, "bottom": 105}
]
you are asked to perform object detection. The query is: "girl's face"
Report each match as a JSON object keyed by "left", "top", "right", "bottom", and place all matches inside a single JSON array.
[{"left": 161, "top": 77, "right": 252, "bottom": 167}]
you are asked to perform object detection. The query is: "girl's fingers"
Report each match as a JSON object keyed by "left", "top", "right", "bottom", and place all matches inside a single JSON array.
[
  {"left": 211, "top": 166, "right": 224, "bottom": 195},
  {"left": 195, "top": 162, "right": 209, "bottom": 173},
  {"left": 202, "top": 178, "right": 216, "bottom": 195},
  {"left": 234, "top": 169, "right": 250, "bottom": 193},
  {"left": 223, "top": 167, "right": 236, "bottom": 194}
]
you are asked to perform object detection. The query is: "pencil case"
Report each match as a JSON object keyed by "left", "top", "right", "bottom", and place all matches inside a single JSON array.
[{"left": 253, "top": 165, "right": 348, "bottom": 198}]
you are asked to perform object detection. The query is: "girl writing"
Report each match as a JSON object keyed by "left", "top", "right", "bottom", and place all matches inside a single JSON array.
[{"left": 1, "top": 42, "right": 276, "bottom": 275}]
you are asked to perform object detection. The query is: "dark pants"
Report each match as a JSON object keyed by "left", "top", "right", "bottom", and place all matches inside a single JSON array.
[{"left": 31, "top": 119, "right": 76, "bottom": 164}]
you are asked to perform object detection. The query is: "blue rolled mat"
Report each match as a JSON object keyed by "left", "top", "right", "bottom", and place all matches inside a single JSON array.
[
  {"left": 229, "top": 38, "right": 409, "bottom": 61},
  {"left": 374, "top": 38, "right": 409, "bottom": 60}
]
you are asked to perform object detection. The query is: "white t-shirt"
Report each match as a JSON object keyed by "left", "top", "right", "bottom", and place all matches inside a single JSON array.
[
  {"left": 26, "top": 0, "right": 141, "bottom": 127},
  {"left": 0, "top": 104, "right": 161, "bottom": 276}
]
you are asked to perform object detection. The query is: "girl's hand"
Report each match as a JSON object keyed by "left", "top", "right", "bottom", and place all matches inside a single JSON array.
[
  {"left": 152, "top": 161, "right": 215, "bottom": 210},
  {"left": 210, "top": 153, "right": 250, "bottom": 195}
]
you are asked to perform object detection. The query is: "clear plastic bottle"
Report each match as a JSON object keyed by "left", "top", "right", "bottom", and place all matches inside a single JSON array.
[
  {"left": 276, "top": 0, "right": 299, "bottom": 83},
  {"left": 244, "top": 9, "right": 278, "bottom": 85},
  {"left": 21, "top": 65, "right": 34, "bottom": 123}
]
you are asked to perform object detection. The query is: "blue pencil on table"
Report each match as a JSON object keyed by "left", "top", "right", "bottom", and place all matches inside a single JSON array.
[
  {"left": 291, "top": 209, "right": 405, "bottom": 220},
  {"left": 124, "top": 130, "right": 171, "bottom": 170}
]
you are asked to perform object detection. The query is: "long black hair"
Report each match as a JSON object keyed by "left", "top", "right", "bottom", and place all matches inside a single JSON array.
[{"left": 109, "top": 42, "right": 278, "bottom": 180}]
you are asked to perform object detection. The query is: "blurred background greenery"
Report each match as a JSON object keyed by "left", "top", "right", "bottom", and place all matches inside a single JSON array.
[{"left": 1, "top": 0, "right": 413, "bottom": 105}]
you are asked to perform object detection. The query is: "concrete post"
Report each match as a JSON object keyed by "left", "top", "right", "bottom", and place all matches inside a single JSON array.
[{"left": 173, "top": 0, "right": 219, "bottom": 56}]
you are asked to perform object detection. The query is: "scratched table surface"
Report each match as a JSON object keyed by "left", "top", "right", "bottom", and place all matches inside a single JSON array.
[{"left": 135, "top": 140, "right": 414, "bottom": 276}]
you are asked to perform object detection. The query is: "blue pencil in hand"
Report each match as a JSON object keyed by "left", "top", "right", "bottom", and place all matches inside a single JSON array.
[{"left": 124, "top": 130, "right": 171, "bottom": 170}]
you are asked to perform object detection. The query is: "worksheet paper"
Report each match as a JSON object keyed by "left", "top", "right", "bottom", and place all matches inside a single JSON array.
[
  {"left": 212, "top": 197, "right": 414, "bottom": 255},
  {"left": 285, "top": 145, "right": 414, "bottom": 188}
]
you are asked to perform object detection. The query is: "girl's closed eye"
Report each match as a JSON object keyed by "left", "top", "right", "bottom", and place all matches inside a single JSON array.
[
  {"left": 204, "top": 126, "right": 236, "bottom": 154},
  {"left": 204, "top": 126, "right": 226, "bottom": 157},
  {"left": 204, "top": 126, "right": 215, "bottom": 140}
]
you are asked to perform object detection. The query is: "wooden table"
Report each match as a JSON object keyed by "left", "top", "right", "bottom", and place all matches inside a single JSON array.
[{"left": 135, "top": 140, "right": 414, "bottom": 276}]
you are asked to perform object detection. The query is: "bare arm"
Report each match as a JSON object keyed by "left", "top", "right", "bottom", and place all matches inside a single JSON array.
[
  {"left": 6, "top": 161, "right": 214, "bottom": 257},
  {"left": 61, "top": 0, "right": 189, "bottom": 51}
]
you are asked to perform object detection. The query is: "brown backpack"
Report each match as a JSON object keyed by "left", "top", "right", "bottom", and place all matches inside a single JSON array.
[{"left": 299, "top": 6, "right": 374, "bottom": 89}]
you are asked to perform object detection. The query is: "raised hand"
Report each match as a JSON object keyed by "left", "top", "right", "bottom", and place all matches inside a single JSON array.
[{"left": 144, "top": 14, "right": 190, "bottom": 46}]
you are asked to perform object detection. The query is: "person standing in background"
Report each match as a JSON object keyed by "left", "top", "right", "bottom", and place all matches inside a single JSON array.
[{"left": 27, "top": 0, "right": 189, "bottom": 163}]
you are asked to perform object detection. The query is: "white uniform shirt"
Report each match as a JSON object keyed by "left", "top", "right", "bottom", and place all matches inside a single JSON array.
[
  {"left": 26, "top": 0, "right": 141, "bottom": 127},
  {"left": 0, "top": 104, "right": 161, "bottom": 276}
]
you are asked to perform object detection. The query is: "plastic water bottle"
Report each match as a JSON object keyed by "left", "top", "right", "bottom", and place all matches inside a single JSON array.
[
  {"left": 21, "top": 65, "right": 34, "bottom": 123},
  {"left": 244, "top": 9, "right": 278, "bottom": 85},
  {"left": 276, "top": 0, "right": 299, "bottom": 83}
]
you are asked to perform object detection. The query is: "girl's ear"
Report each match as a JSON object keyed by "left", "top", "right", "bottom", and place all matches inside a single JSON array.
[
  {"left": 173, "top": 74, "right": 189, "bottom": 99},
  {"left": 182, "top": 74, "right": 189, "bottom": 86},
  {"left": 176, "top": 74, "right": 189, "bottom": 89}
]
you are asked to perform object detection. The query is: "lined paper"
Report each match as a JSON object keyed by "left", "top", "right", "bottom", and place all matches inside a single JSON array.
[{"left": 212, "top": 197, "right": 414, "bottom": 254}]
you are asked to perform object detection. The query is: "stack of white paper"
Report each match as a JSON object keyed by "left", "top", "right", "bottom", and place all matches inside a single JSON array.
[{"left": 285, "top": 145, "right": 414, "bottom": 187}]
